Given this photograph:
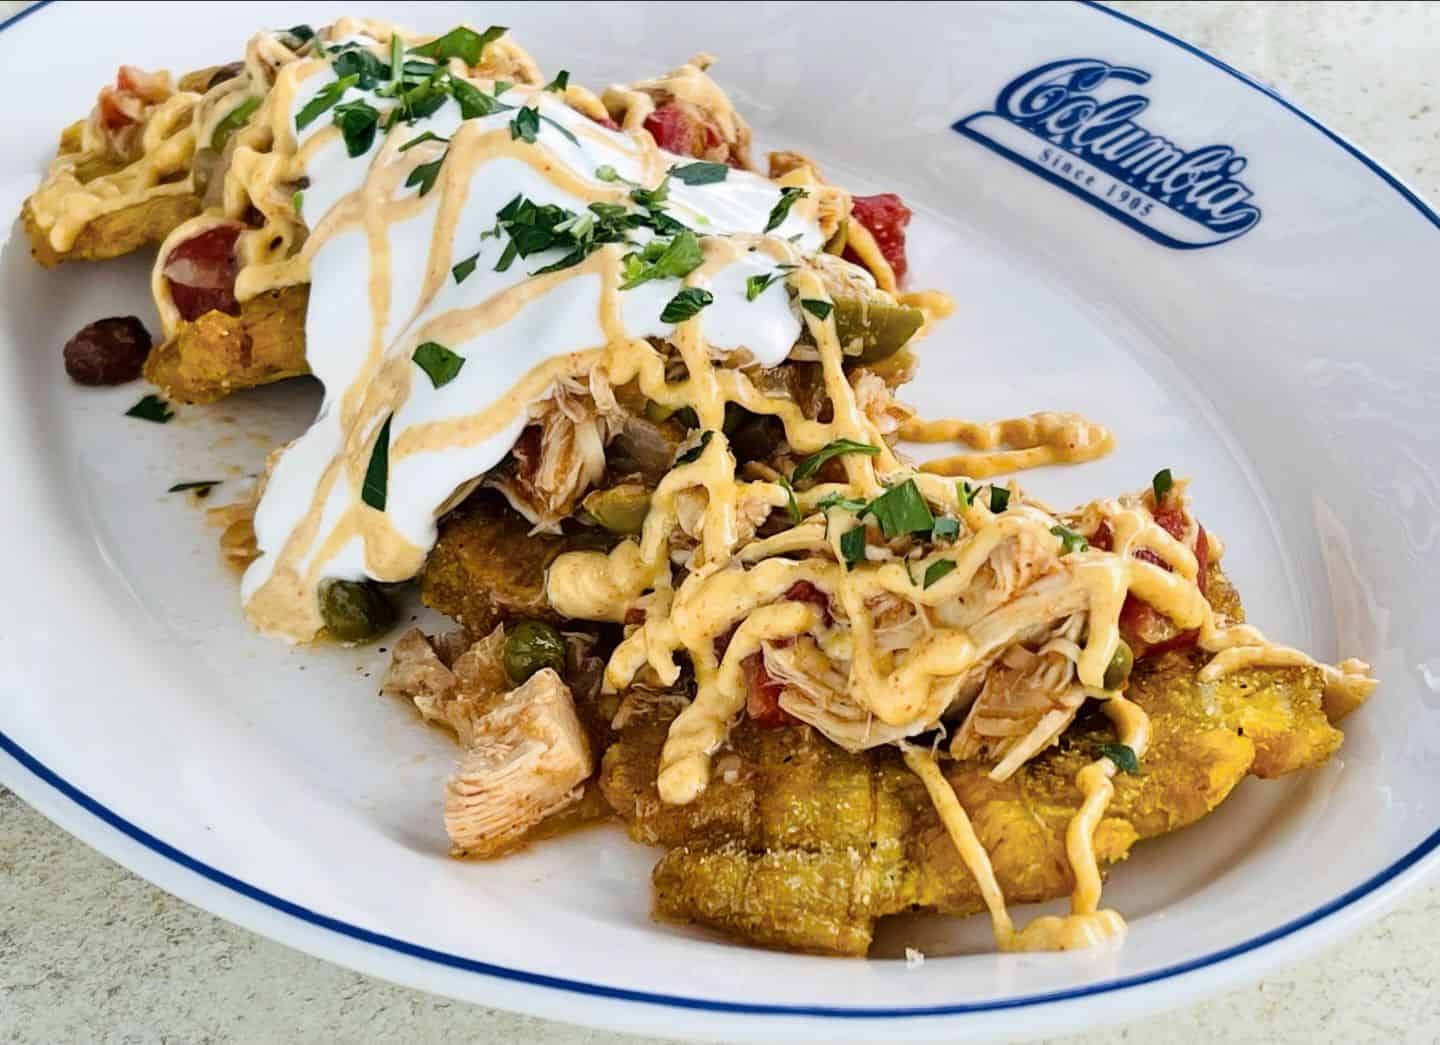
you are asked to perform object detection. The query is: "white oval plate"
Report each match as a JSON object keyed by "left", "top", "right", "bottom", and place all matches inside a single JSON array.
[{"left": 2, "top": 2, "right": 1437, "bottom": 1041}]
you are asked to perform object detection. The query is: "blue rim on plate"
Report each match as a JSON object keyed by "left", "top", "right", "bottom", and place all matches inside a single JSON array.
[{"left": 2, "top": 0, "right": 1437, "bottom": 1020}]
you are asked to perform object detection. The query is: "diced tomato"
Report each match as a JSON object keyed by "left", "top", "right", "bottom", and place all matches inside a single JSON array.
[
  {"left": 783, "top": 580, "right": 832, "bottom": 626},
  {"left": 98, "top": 66, "right": 170, "bottom": 130},
  {"left": 1089, "top": 520, "right": 1114, "bottom": 552},
  {"left": 743, "top": 652, "right": 796, "bottom": 728},
  {"left": 163, "top": 224, "right": 242, "bottom": 321},
  {"left": 845, "top": 193, "right": 912, "bottom": 282},
  {"left": 643, "top": 101, "right": 722, "bottom": 159}
]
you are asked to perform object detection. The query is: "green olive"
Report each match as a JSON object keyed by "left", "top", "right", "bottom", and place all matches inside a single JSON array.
[
  {"left": 823, "top": 219, "right": 849, "bottom": 256},
  {"left": 582, "top": 484, "right": 652, "bottom": 534},
  {"left": 1103, "top": 639, "right": 1134, "bottom": 691},
  {"left": 319, "top": 578, "right": 395, "bottom": 643},
  {"left": 832, "top": 296, "right": 925, "bottom": 365},
  {"left": 503, "top": 619, "right": 567, "bottom": 686}
]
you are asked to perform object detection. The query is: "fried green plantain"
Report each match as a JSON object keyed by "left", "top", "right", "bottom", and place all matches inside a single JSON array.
[
  {"left": 23, "top": 193, "right": 202, "bottom": 269},
  {"left": 421, "top": 492, "right": 614, "bottom": 637},
  {"left": 143, "top": 285, "right": 309, "bottom": 404},
  {"left": 602, "top": 633, "right": 1341, "bottom": 955}
]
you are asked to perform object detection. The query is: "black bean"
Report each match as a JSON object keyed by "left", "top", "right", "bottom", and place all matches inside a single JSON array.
[{"left": 63, "top": 316, "right": 152, "bottom": 386}]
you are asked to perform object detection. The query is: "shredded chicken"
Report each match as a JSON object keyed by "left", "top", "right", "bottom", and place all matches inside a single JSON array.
[
  {"left": 489, "top": 380, "right": 623, "bottom": 532},
  {"left": 383, "top": 626, "right": 508, "bottom": 746},
  {"left": 445, "top": 668, "right": 594, "bottom": 857},
  {"left": 852, "top": 368, "right": 915, "bottom": 438}
]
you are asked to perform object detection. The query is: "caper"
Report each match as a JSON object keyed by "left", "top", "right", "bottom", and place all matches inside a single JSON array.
[
  {"left": 503, "top": 619, "right": 567, "bottom": 686},
  {"left": 582, "top": 484, "right": 652, "bottom": 534},
  {"left": 1103, "top": 639, "right": 1134, "bottom": 691},
  {"left": 319, "top": 578, "right": 395, "bottom": 643}
]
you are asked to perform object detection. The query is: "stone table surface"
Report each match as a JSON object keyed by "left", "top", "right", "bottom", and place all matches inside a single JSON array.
[{"left": 4, "top": 1, "right": 1440, "bottom": 1042}]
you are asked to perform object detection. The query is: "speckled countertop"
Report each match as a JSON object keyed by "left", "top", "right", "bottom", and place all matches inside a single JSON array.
[{"left": 4, "top": 2, "right": 1439, "bottom": 1042}]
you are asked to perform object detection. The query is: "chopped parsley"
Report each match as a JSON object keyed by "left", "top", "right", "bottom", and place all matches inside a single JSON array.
[
  {"left": 384, "top": 74, "right": 451, "bottom": 127},
  {"left": 1098, "top": 742, "right": 1141, "bottom": 775},
  {"left": 494, "top": 80, "right": 513, "bottom": 95},
  {"left": 932, "top": 517, "right": 960, "bottom": 541},
  {"left": 399, "top": 130, "right": 448, "bottom": 152},
  {"left": 409, "top": 25, "right": 507, "bottom": 65},
  {"left": 958, "top": 480, "right": 978, "bottom": 508},
  {"left": 630, "top": 175, "right": 671, "bottom": 211},
  {"left": 923, "top": 558, "right": 957, "bottom": 589},
  {"left": 168, "top": 480, "right": 220, "bottom": 494},
  {"left": 988, "top": 485, "right": 1010, "bottom": 512},
  {"left": 283, "top": 24, "right": 315, "bottom": 44},
  {"left": 675, "top": 429, "right": 714, "bottom": 466},
  {"left": 295, "top": 73, "right": 358, "bottom": 131},
  {"left": 669, "top": 161, "right": 728, "bottom": 186},
  {"left": 816, "top": 492, "right": 869, "bottom": 512},
  {"left": 332, "top": 98, "right": 380, "bottom": 156},
  {"left": 211, "top": 96, "right": 260, "bottom": 150},
  {"left": 660, "top": 286, "right": 714, "bottom": 324},
  {"left": 594, "top": 165, "right": 620, "bottom": 182},
  {"left": 777, "top": 475, "right": 801, "bottom": 525},
  {"left": 791, "top": 438, "right": 880, "bottom": 484},
  {"left": 840, "top": 524, "right": 868, "bottom": 569},
  {"left": 510, "top": 105, "right": 540, "bottom": 142},
  {"left": 544, "top": 69, "right": 570, "bottom": 92},
  {"left": 490, "top": 194, "right": 634, "bottom": 275},
  {"left": 764, "top": 186, "right": 808, "bottom": 233},
  {"left": 864, "top": 479, "right": 934, "bottom": 539},
  {"left": 1051, "top": 524, "right": 1090, "bottom": 555},
  {"left": 452, "top": 78, "right": 513, "bottom": 119},
  {"left": 405, "top": 153, "right": 446, "bottom": 196},
  {"left": 744, "top": 267, "right": 793, "bottom": 301},
  {"left": 126, "top": 395, "right": 173, "bottom": 424},
  {"left": 412, "top": 342, "right": 465, "bottom": 388},
  {"left": 800, "top": 298, "right": 833, "bottom": 320},
  {"left": 451, "top": 253, "right": 479, "bottom": 283},
  {"left": 619, "top": 229, "right": 703, "bottom": 289},
  {"left": 1152, "top": 467, "right": 1173, "bottom": 504},
  {"left": 332, "top": 47, "right": 389, "bottom": 90},
  {"left": 361, "top": 414, "right": 393, "bottom": 511}
]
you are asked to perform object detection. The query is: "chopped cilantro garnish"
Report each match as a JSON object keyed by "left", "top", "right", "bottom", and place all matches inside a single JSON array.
[
  {"left": 544, "top": 69, "right": 570, "bottom": 92},
  {"left": 405, "top": 153, "right": 446, "bottom": 196},
  {"left": 385, "top": 74, "right": 450, "bottom": 126},
  {"left": 295, "top": 73, "right": 358, "bottom": 131},
  {"left": 778, "top": 475, "right": 801, "bottom": 525},
  {"left": 764, "top": 186, "right": 808, "bottom": 233},
  {"left": 168, "top": 480, "right": 220, "bottom": 494},
  {"left": 452, "top": 253, "right": 479, "bottom": 283},
  {"left": 409, "top": 25, "right": 506, "bottom": 65},
  {"left": 817, "top": 492, "right": 869, "bottom": 512},
  {"left": 333, "top": 47, "right": 389, "bottom": 90},
  {"left": 1051, "top": 524, "right": 1090, "bottom": 555},
  {"left": 745, "top": 269, "right": 789, "bottom": 301},
  {"left": 361, "top": 414, "right": 392, "bottom": 511},
  {"left": 211, "top": 96, "right": 260, "bottom": 150},
  {"left": 988, "top": 485, "right": 1010, "bottom": 512},
  {"left": 791, "top": 438, "right": 880, "bottom": 484},
  {"left": 452, "top": 78, "right": 513, "bottom": 119},
  {"left": 510, "top": 105, "right": 540, "bottom": 142},
  {"left": 284, "top": 24, "right": 315, "bottom": 44},
  {"left": 676, "top": 429, "right": 714, "bottom": 465},
  {"left": 630, "top": 175, "right": 671, "bottom": 211},
  {"left": 399, "top": 130, "right": 448, "bottom": 152},
  {"left": 923, "top": 558, "right": 957, "bottom": 589},
  {"left": 931, "top": 517, "right": 960, "bottom": 541},
  {"left": 669, "top": 161, "right": 728, "bottom": 186},
  {"left": 619, "top": 229, "right": 703, "bottom": 289},
  {"left": 332, "top": 98, "right": 380, "bottom": 156},
  {"left": 800, "top": 298, "right": 833, "bottom": 320},
  {"left": 126, "top": 395, "right": 173, "bottom": 424},
  {"left": 661, "top": 286, "right": 713, "bottom": 324},
  {"left": 1152, "top": 467, "right": 1173, "bottom": 504},
  {"left": 840, "top": 524, "right": 868, "bottom": 569},
  {"left": 864, "top": 479, "right": 934, "bottom": 539},
  {"left": 493, "top": 80, "right": 513, "bottom": 95},
  {"left": 1098, "top": 742, "right": 1140, "bottom": 775},
  {"left": 489, "top": 193, "right": 634, "bottom": 276},
  {"left": 413, "top": 342, "right": 466, "bottom": 388}
]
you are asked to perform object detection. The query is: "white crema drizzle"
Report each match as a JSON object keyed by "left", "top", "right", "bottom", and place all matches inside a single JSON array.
[{"left": 239, "top": 36, "right": 829, "bottom": 641}]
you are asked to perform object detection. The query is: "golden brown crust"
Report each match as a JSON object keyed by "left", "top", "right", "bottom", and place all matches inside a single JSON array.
[
  {"left": 142, "top": 285, "right": 308, "bottom": 403},
  {"left": 23, "top": 192, "right": 201, "bottom": 268}
]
